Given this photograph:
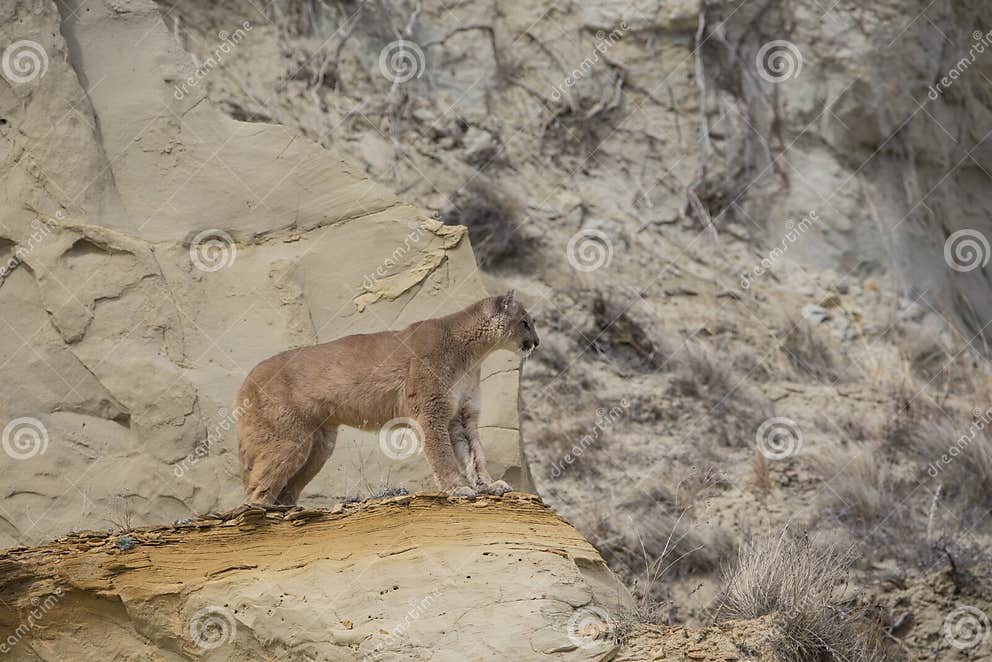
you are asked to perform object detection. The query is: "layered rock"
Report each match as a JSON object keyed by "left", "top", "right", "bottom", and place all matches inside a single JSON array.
[{"left": 0, "top": 494, "right": 633, "bottom": 660}]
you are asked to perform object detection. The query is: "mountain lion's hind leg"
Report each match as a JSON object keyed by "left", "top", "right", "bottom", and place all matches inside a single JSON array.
[
  {"left": 241, "top": 413, "right": 314, "bottom": 507},
  {"left": 276, "top": 427, "right": 337, "bottom": 506}
]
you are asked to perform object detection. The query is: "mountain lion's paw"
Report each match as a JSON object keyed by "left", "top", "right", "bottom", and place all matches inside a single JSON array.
[
  {"left": 481, "top": 480, "right": 512, "bottom": 496},
  {"left": 446, "top": 486, "right": 477, "bottom": 499}
]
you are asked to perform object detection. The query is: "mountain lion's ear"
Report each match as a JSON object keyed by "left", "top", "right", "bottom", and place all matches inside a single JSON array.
[
  {"left": 499, "top": 289, "right": 515, "bottom": 312},
  {"left": 492, "top": 290, "right": 515, "bottom": 317}
]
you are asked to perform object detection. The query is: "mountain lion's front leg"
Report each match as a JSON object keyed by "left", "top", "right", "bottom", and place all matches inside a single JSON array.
[
  {"left": 407, "top": 382, "right": 475, "bottom": 497},
  {"left": 460, "top": 400, "right": 511, "bottom": 495}
]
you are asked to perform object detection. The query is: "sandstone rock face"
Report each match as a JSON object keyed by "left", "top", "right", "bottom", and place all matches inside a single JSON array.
[
  {"left": 0, "top": 495, "right": 641, "bottom": 661},
  {"left": 0, "top": 0, "right": 526, "bottom": 547},
  {"left": 708, "top": 1, "right": 992, "bottom": 342}
]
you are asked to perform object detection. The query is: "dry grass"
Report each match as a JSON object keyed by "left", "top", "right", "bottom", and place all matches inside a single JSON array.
[
  {"left": 897, "top": 324, "right": 951, "bottom": 386},
  {"left": 538, "top": 420, "right": 609, "bottom": 480},
  {"left": 668, "top": 342, "right": 773, "bottom": 447},
  {"left": 716, "top": 531, "right": 889, "bottom": 662},
  {"left": 590, "top": 293, "right": 671, "bottom": 372},
  {"left": 895, "top": 415, "right": 992, "bottom": 510},
  {"left": 105, "top": 494, "right": 135, "bottom": 533},
  {"left": 582, "top": 480, "right": 733, "bottom": 606},
  {"left": 813, "top": 445, "right": 898, "bottom": 530},
  {"left": 779, "top": 320, "right": 846, "bottom": 383},
  {"left": 441, "top": 177, "right": 524, "bottom": 269},
  {"left": 752, "top": 448, "right": 772, "bottom": 494}
]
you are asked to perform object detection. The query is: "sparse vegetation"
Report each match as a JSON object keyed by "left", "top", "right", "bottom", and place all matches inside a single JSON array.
[
  {"left": 590, "top": 293, "right": 671, "bottom": 372},
  {"left": 813, "top": 445, "right": 898, "bottom": 530},
  {"left": 583, "top": 479, "right": 734, "bottom": 606},
  {"left": 342, "top": 486, "right": 411, "bottom": 504},
  {"left": 105, "top": 494, "right": 136, "bottom": 533},
  {"left": 716, "top": 531, "right": 889, "bottom": 662},
  {"left": 779, "top": 319, "right": 846, "bottom": 383},
  {"left": 896, "top": 415, "right": 992, "bottom": 511},
  {"left": 669, "top": 342, "right": 773, "bottom": 447},
  {"left": 441, "top": 178, "right": 525, "bottom": 269}
]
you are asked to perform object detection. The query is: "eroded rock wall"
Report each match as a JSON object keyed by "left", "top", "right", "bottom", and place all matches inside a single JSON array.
[{"left": 0, "top": 0, "right": 526, "bottom": 547}]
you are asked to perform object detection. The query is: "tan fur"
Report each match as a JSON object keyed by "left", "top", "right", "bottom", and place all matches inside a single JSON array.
[{"left": 236, "top": 291, "right": 539, "bottom": 505}]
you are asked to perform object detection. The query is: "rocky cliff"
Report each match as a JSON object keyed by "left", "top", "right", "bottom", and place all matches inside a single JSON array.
[
  {"left": 0, "top": 493, "right": 780, "bottom": 661},
  {"left": 0, "top": 0, "right": 528, "bottom": 548}
]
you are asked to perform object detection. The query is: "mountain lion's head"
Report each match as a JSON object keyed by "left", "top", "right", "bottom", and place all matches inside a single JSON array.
[{"left": 492, "top": 290, "right": 540, "bottom": 356}]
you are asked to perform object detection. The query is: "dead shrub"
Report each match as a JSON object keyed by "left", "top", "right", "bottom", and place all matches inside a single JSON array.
[
  {"left": 813, "top": 445, "right": 899, "bottom": 529},
  {"left": 896, "top": 415, "right": 992, "bottom": 510},
  {"left": 590, "top": 293, "right": 672, "bottom": 372},
  {"left": 779, "top": 320, "right": 845, "bottom": 383},
  {"left": 537, "top": 420, "right": 609, "bottom": 480},
  {"left": 582, "top": 480, "right": 734, "bottom": 606},
  {"left": 668, "top": 342, "right": 773, "bottom": 447},
  {"left": 716, "top": 531, "right": 889, "bottom": 662},
  {"left": 897, "top": 324, "right": 950, "bottom": 386},
  {"left": 441, "top": 178, "right": 524, "bottom": 269}
]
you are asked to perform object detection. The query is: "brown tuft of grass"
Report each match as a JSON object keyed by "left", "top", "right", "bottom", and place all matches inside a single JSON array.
[
  {"left": 752, "top": 448, "right": 772, "bottom": 494},
  {"left": 441, "top": 177, "right": 525, "bottom": 269},
  {"left": 716, "top": 531, "right": 890, "bottom": 662}
]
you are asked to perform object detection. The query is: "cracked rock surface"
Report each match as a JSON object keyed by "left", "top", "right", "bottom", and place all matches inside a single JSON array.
[
  {"left": 0, "top": 494, "right": 653, "bottom": 661},
  {"left": 0, "top": 0, "right": 526, "bottom": 547}
]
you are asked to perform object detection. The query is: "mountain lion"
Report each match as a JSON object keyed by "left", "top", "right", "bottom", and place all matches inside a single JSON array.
[{"left": 236, "top": 290, "right": 539, "bottom": 506}]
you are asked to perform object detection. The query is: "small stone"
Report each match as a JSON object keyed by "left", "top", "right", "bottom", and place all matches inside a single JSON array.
[
  {"left": 819, "top": 294, "right": 841, "bottom": 308},
  {"left": 462, "top": 127, "right": 499, "bottom": 165},
  {"left": 115, "top": 535, "right": 139, "bottom": 551},
  {"left": 412, "top": 108, "right": 436, "bottom": 123},
  {"left": 801, "top": 304, "right": 831, "bottom": 325}
]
